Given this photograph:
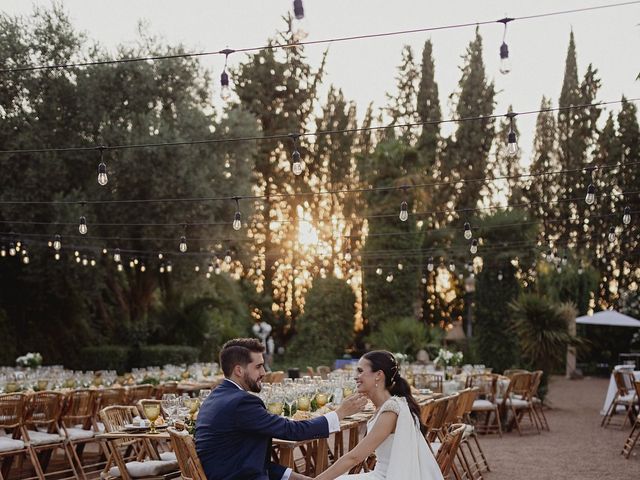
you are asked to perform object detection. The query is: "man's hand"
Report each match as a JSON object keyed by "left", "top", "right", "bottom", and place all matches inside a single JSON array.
[{"left": 335, "top": 393, "right": 368, "bottom": 421}]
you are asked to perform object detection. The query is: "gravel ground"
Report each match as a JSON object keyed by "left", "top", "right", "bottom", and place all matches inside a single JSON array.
[{"left": 479, "top": 375, "right": 638, "bottom": 480}]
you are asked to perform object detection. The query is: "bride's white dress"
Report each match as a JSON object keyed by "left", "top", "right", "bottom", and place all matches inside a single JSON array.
[{"left": 337, "top": 396, "right": 443, "bottom": 480}]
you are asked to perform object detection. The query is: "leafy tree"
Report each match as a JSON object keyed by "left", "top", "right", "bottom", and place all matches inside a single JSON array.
[
  {"left": 286, "top": 277, "right": 355, "bottom": 364},
  {"left": 385, "top": 45, "right": 420, "bottom": 143},
  {"left": 367, "top": 317, "right": 444, "bottom": 358}
]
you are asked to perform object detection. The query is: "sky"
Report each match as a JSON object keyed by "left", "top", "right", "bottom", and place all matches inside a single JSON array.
[{"left": 2, "top": 0, "right": 639, "bottom": 163}]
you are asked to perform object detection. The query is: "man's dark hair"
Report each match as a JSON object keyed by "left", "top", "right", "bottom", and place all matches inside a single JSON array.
[{"left": 220, "top": 338, "right": 265, "bottom": 377}]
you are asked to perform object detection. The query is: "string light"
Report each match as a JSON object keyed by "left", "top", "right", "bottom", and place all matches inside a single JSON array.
[
  {"left": 97, "top": 146, "right": 108, "bottom": 186},
  {"left": 102, "top": 248, "right": 108, "bottom": 255},
  {"left": 22, "top": 247, "right": 29, "bottom": 264},
  {"left": 608, "top": 226, "right": 616, "bottom": 243},
  {"left": 421, "top": 275, "right": 427, "bottom": 284},
  {"left": 220, "top": 49, "right": 234, "bottom": 101},
  {"left": 129, "top": 259, "right": 135, "bottom": 268},
  {"left": 561, "top": 254, "right": 568, "bottom": 266},
  {"left": 54, "top": 252, "right": 60, "bottom": 260},
  {"left": 463, "top": 222, "right": 472, "bottom": 240},
  {"left": 623, "top": 206, "right": 631, "bottom": 225},
  {"left": 166, "top": 261, "right": 173, "bottom": 273},
  {"left": 140, "top": 263, "right": 146, "bottom": 272},
  {"left": 206, "top": 272, "right": 211, "bottom": 279},
  {"left": 208, "top": 262, "right": 214, "bottom": 273},
  {"left": 506, "top": 112, "right": 518, "bottom": 157},
  {"left": 345, "top": 247, "right": 352, "bottom": 262},
  {"left": 448, "top": 261, "right": 456, "bottom": 272},
  {"left": 585, "top": 166, "right": 596, "bottom": 205},
  {"left": 90, "top": 258, "right": 96, "bottom": 266},
  {"left": 215, "top": 259, "right": 222, "bottom": 275},
  {"left": 498, "top": 17, "right": 513, "bottom": 74},
  {"left": 159, "top": 263, "right": 165, "bottom": 273},
  {"left": 76, "top": 256, "right": 81, "bottom": 264},
  {"left": 386, "top": 273, "right": 394, "bottom": 283},
  {"left": 179, "top": 235, "right": 188, "bottom": 253},
  {"left": 293, "top": 0, "right": 304, "bottom": 19},
  {"left": 0, "top": 246, "right": 5, "bottom": 257},
  {"left": 497, "top": 271, "right": 504, "bottom": 281},
  {"left": 233, "top": 197, "right": 242, "bottom": 231},
  {"left": 78, "top": 215, "right": 88, "bottom": 235},
  {"left": 470, "top": 239, "right": 478, "bottom": 254},
  {"left": 9, "top": 243, "right": 16, "bottom": 256},
  {"left": 158, "top": 252, "right": 164, "bottom": 260},
  {"left": 53, "top": 235, "right": 62, "bottom": 251},
  {"left": 194, "top": 265, "right": 200, "bottom": 272},
  {"left": 397, "top": 262, "right": 403, "bottom": 271},
  {"left": 82, "top": 255, "right": 89, "bottom": 266},
  {"left": 399, "top": 186, "right": 409, "bottom": 222},
  {"left": 427, "top": 257, "right": 434, "bottom": 272},
  {"left": 74, "top": 250, "right": 80, "bottom": 257},
  {"left": 290, "top": 134, "right": 304, "bottom": 176},
  {"left": 376, "top": 265, "right": 383, "bottom": 275},
  {"left": 224, "top": 250, "right": 232, "bottom": 264},
  {"left": 113, "top": 248, "right": 121, "bottom": 263}
]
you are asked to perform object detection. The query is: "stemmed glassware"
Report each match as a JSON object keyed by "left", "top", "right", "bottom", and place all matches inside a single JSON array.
[{"left": 143, "top": 403, "right": 161, "bottom": 434}]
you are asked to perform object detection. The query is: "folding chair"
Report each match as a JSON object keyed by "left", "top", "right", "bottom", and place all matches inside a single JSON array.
[{"left": 0, "top": 393, "right": 41, "bottom": 480}]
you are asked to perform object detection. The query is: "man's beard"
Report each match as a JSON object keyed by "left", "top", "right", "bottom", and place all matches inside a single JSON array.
[{"left": 243, "top": 372, "right": 262, "bottom": 393}]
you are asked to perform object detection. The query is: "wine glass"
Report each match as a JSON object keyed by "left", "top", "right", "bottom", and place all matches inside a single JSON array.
[
  {"left": 267, "top": 386, "right": 284, "bottom": 415},
  {"left": 297, "top": 386, "right": 311, "bottom": 412},
  {"left": 144, "top": 403, "right": 161, "bottom": 434},
  {"left": 199, "top": 389, "right": 212, "bottom": 402},
  {"left": 161, "top": 394, "right": 177, "bottom": 423}
]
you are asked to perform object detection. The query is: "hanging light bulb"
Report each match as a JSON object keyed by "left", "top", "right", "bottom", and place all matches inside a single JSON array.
[
  {"left": 90, "top": 258, "right": 96, "bottom": 267},
  {"left": 376, "top": 265, "right": 383, "bottom": 275},
  {"left": 194, "top": 265, "right": 200, "bottom": 272},
  {"left": 82, "top": 255, "right": 89, "bottom": 267},
  {"left": 463, "top": 222, "right": 472, "bottom": 240},
  {"left": 344, "top": 247, "right": 352, "bottom": 263},
  {"left": 166, "top": 262, "right": 173, "bottom": 273},
  {"left": 79, "top": 216, "right": 88, "bottom": 235},
  {"left": 562, "top": 255, "right": 568, "bottom": 266},
  {"left": 497, "top": 271, "right": 504, "bottom": 281},
  {"left": 0, "top": 246, "right": 5, "bottom": 257},
  {"left": 386, "top": 273, "right": 394, "bottom": 283},
  {"left": 76, "top": 256, "right": 81, "bottom": 264},
  {"left": 498, "top": 18, "right": 513, "bottom": 74},
  {"left": 117, "top": 263, "right": 123, "bottom": 272},
  {"left": 74, "top": 250, "right": 80, "bottom": 257},
  {"left": 256, "top": 268, "right": 262, "bottom": 276},
  {"left": 129, "top": 259, "right": 135, "bottom": 268},
  {"left": 506, "top": 112, "right": 518, "bottom": 157},
  {"left": 158, "top": 252, "right": 164, "bottom": 260},
  {"left": 179, "top": 236, "right": 188, "bottom": 253},
  {"left": 623, "top": 206, "right": 631, "bottom": 225},
  {"left": 421, "top": 276, "right": 427, "bottom": 285},
  {"left": 102, "top": 248, "right": 108, "bottom": 255},
  {"left": 466, "top": 261, "right": 473, "bottom": 273},
  {"left": 585, "top": 184, "right": 596, "bottom": 205},
  {"left": 233, "top": 197, "right": 242, "bottom": 230},
  {"left": 113, "top": 249, "right": 121, "bottom": 263},
  {"left": 448, "top": 261, "right": 456, "bottom": 272},
  {"left": 577, "top": 267, "right": 583, "bottom": 275},
  {"left": 140, "top": 263, "right": 146, "bottom": 272},
  {"left": 608, "top": 226, "right": 616, "bottom": 243},
  {"left": 289, "top": 134, "right": 304, "bottom": 176},
  {"left": 470, "top": 239, "right": 478, "bottom": 254},
  {"left": 134, "top": 258, "right": 139, "bottom": 265},
  {"left": 224, "top": 250, "right": 232, "bottom": 264},
  {"left": 48, "top": 240, "right": 52, "bottom": 248},
  {"left": 399, "top": 201, "right": 408, "bottom": 222},
  {"left": 219, "top": 49, "right": 234, "bottom": 101},
  {"left": 293, "top": 0, "right": 304, "bottom": 19},
  {"left": 206, "top": 272, "right": 211, "bottom": 279},
  {"left": 427, "top": 257, "right": 434, "bottom": 272},
  {"left": 397, "top": 262, "right": 403, "bottom": 271},
  {"left": 8, "top": 243, "right": 16, "bottom": 256},
  {"left": 208, "top": 262, "right": 214, "bottom": 273},
  {"left": 215, "top": 263, "right": 222, "bottom": 275},
  {"left": 54, "top": 252, "right": 60, "bottom": 261},
  {"left": 53, "top": 235, "right": 62, "bottom": 251},
  {"left": 159, "top": 264, "right": 165, "bottom": 273},
  {"left": 22, "top": 250, "right": 29, "bottom": 264},
  {"left": 97, "top": 147, "right": 108, "bottom": 186}
]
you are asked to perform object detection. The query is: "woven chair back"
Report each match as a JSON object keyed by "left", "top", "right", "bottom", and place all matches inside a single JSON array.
[
  {"left": 507, "top": 372, "right": 533, "bottom": 400},
  {"left": 97, "top": 388, "right": 127, "bottom": 410},
  {"left": 436, "top": 423, "right": 466, "bottom": 477},
  {"left": 24, "top": 391, "right": 64, "bottom": 432},
  {"left": 168, "top": 427, "right": 206, "bottom": 480},
  {"left": 126, "top": 385, "right": 155, "bottom": 405},
  {"left": 0, "top": 393, "right": 26, "bottom": 430},
  {"left": 99, "top": 405, "right": 140, "bottom": 449},
  {"left": 466, "top": 374, "right": 497, "bottom": 401},
  {"left": 62, "top": 389, "right": 95, "bottom": 427}
]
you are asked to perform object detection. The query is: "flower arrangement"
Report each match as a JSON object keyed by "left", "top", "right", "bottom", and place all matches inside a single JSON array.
[
  {"left": 393, "top": 352, "right": 409, "bottom": 364},
  {"left": 434, "top": 348, "right": 463, "bottom": 368},
  {"left": 16, "top": 352, "right": 43, "bottom": 368}
]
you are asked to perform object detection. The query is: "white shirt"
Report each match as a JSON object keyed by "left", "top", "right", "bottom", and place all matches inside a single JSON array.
[{"left": 225, "top": 378, "right": 341, "bottom": 480}]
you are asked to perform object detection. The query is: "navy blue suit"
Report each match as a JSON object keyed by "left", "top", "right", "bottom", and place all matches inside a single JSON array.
[{"left": 195, "top": 379, "right": 330, "bottom": 480}]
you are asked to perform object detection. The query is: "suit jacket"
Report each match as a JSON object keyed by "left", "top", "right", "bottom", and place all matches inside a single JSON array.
[{"left": 195, "top": 379, "right": 330, "bottom": 480}]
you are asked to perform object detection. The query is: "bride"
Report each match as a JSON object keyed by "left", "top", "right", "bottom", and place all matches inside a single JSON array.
[{"left": 315, "top": 351, "right": 443, "bottom": 480}]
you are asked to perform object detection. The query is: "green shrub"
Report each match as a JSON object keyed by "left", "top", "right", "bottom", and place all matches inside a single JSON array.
[
  {"left": 0, "top": 308, "right": 16, "bottom": 366},
  {"left": 135, "top": 345, "right": 200, "bottom": 367},
  {"left": 79, "top": 345, "right": 129, "bottom": 373},
  {"left": 367, "top": 317, "right": 444, "bottom": 358},
  {"left": 287, "top": 277, "right": 356, "bottom": 365}
]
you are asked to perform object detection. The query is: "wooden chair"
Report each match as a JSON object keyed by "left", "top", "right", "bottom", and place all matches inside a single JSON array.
[
  {"left": 167, "top": 427, "right": 206, "bottom": 480},
  {"left": 602, "top": 370, "right": 637, "bottom": 429},
  {"left": 621, "top": 381, "right": 640, "bottom": 459},
  {"left": 503, "top": 369, "right": 528, "bottom": 378},
  {"left": 155, "top": 382, "right": 179, "bottom": 399},
  {"left": 424, "top": 394, "right": 457, "bottom": 444},
  {"left": 22, "top": 391, "right": 80, "bottom": 480},
  {"left": 423, "top": 374, "right": 444, "bottom": 394},
  {"left": 466, "top": 374, "right": 502, "bottom": 436},
  {"left": 436, "top": 423, "right": 466, "bottom": 479},
  {"left": 528, "top": 371, "right": 549, "bottom": 431},
  {"left": 498, "top": 372, "right": 540, "bottom": 435},
  {"left": 0, "top": 393, "right": 41, "bottom": 480},
  {"left": 269, "top": 371, "right": 285, "bottom": 384},
  {"left": 60, "top": 389, "right": 103, "bottom": 479},
  {"left": 99, "top": 406, "right": 178, "bottom": 480},
  {"left": 126, "top": 386, "right": 156, "bottom": 406}
]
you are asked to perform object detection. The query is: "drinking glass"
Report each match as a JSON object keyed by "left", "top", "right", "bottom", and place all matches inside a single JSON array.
[{"left": 144, "top": 403, "right": 161, "bottom": 434}]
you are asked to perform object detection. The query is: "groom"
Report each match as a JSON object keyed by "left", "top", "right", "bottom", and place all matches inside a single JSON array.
[{"left": 195, "top": 338, "right": 367, "bottom": 480}]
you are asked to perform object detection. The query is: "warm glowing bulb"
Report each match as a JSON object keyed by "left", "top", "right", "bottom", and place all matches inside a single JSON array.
[
  {"left": 427, "top": 257, "right": 434, "bottom": 272},
  {"left": 194, "top": 265, "right": 200, "bottom": 272},
  {"left": 470, "top": 239, "right": 478, "bottom": 254},
  {"left": 22, "top": 254, "right": 29, "bottom": 264},
  {"left": 585, "top": 184, "right": 596, "bottom": 205},
  {"left": 291, "top": 149, "right": 304, "bottom": 175},
  {"left": 224, "top": 251, "right": 232, "bottom": 264},
  {"left": 623, "top": 206, "right": 631, "bottom": 225},
  {"left": 82, "top": 256, "right": 88, "bottom": 266},
  {"left": 421, "top": 276, "right": 427, "bottom": 285},
  {"left": 497, "top": 271, "right": 504, "bottom": 281},
  {"left": 376, "top": 266, "right": 382, "bottom": 275},
  {"left": 9, "top": 243, "right": 16, "bottom": 256},
  {"left": 386, "top": 273, "right": 393, "bottom": 283},
  {"left": 140, "top": 263, "right": 146, "bottom": 272},
  {"left": 158, "top": 252, "right": 164, "bottom": 260},
  {"left": 90, "top": 259, "right": 96, "bottom": 266},
  {"left": 97, "top": 162, "right": 108, "bottom": 186},
  {"left": 506, "top": 131, "right": 518, "bottom": 157},
  {"left": 0, "top": 246, "right": 5, "bottom": 257},
  {"left": 399, "top": 201, "right": 408, "bottom": 222},
  {"left": 179, "top": 236, "right": 188, "bottom": 253},
  {"left": 608, "top": 226, "right": 616, "bottom": 243},
  {"left": 344, "top": 249, "right": 352, "bottom": 262},
  {"left": 76, "top": 256, "right": 81, "bottom": 263},
  {"left": 54, "top": 253, "right": 60, "bottom": 260},
  {"left": 166, "top": 262, "right": 173, "bottom": 273},
  {"left": 113, "top": 249, "right": 121, "bottom": 263},
  {"left": 79, "top": 216, "right": 88, "bottom": 235},
  {"left": 74, "top": 250, "right": 80, "bottom": 257},
  {"left": 129, "top": 260, "right": 134, "bottom": 268},
  {"left": 206, "top": 272, "right": 211, "bottom": 279},
  {"left": 159, "top": 264, "right": 165, "bottom": 273},
  {"left": 448, "top": 262, "right": 456, "bottom": 272},
  {"left": 463, "top": 222, "right": 472, "bottom": 240},
  {"left": 233, "top": 211, "right": 242, "bottom": 231},
  {"left": 53, "top": 235, "right": 62, "bottom": 251},
  {"left": 397, "top": 263, "right": 403, "bottom": 271},
  {"left": 208, "top": 263, "right": 214, "bottom": 273},
  {"left": 117, "top": 263, "right": 123, "bottom": 272}
]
